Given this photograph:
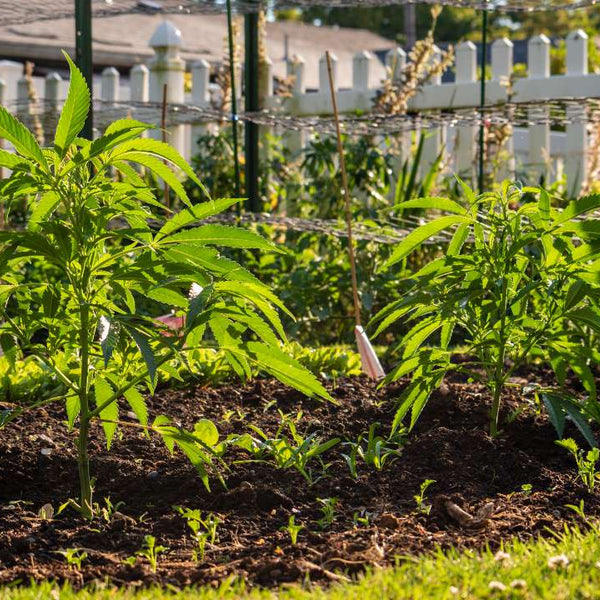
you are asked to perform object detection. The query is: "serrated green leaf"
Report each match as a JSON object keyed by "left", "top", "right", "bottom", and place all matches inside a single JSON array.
[
  {"left": 123, "top": 387, "right": 148, "bottom": 427},
  {"left": 29, "top": 192, "right": 60, "bottom": 231},
  {"left": 383, "top": 215, "right": 469, "bottom": 270},
  {"left": 66, "top": 394, "right": 80, "bottom": 430},
  {"left": 0, "top": 106, "right": 47, "bottom": 168},
  {"left": 394, "top": 197, "right": 468, "bottom": 215},
  {"left": 95, "top": 377, "right": 118, "bottom": 450},
  {"left": 113, "top": 138, "right": 209, "bottom": 199},
  {"left": 118, "top": 151, "right": 192, "bottom": 207},
  {"left": 123, "top": 325, "right": 157, "bottom": 383},
  {"left": 245, "top": 341, "right": 333, "bottom": 402},
  {"left": 161, "top": 225, "right": 280, "bottom": 252},
  {"left": 54, "top": 52, "right": 90, "bottom": 157},
  {"left": 157, "top": 198, "right": 243, "bottom": 238}
]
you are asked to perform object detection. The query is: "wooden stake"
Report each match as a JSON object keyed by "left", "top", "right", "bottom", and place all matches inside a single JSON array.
[{"left": 325, "top": 51, "right": 362, "bottom": 327}]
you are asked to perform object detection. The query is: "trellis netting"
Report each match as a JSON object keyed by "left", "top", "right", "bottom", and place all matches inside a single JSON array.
[{"left": 0, "top": 0, "right": 597, "bottom": 26}]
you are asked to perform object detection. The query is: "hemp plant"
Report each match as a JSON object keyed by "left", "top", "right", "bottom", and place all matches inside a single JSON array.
[
  {"left": 0, "top": 54, "right": 330, "bottom": 519},
  {"left": 373, "top": 181, "right": 600, "bottom": 442}
]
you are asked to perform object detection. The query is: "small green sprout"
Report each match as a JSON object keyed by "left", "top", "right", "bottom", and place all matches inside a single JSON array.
[
  {"left": 281, "top": 515, "right": 304, "bottom": 545},
  {"left": 175, "top": 507, "right": 221, "bottom": 561},
  {"left": 414, "top": 479, "right": 436, "bottom": 515},
  {"left": 556, "top": 438, "right": 599, "bottom": 493},
  {"left": 57, "top": 548, "right": 88, "bottom": 570},
  {"left": 565, "top": 499, "right": 588, "bottom": 522},
  {"left": 521, "top": 483, "right": 533, "bottom": 496},
  {"left": 136, "top": 535, "right": 167, "bottom": 573},
  {"left": 316, "top": 497, "right": 338, "bottom": 529},
  {"left": 353, "top": 510, "right": 373, "bottom": 528}
]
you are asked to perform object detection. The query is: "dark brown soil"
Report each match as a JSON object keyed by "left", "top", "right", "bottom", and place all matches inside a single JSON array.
[{"left": 0, "top": 375, "right": 597, "bottom": 588}]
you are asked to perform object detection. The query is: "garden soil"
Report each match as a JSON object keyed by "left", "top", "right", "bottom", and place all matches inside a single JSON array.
[{"left": 0, "top": 374, "right": 598, "bottom": 588}]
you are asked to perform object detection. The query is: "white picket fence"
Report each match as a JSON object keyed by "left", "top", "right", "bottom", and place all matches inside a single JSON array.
[{"left": 0, "top": 21, "right": 597, "bottom": 196}]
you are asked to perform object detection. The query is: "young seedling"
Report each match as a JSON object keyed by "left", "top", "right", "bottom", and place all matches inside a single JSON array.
[
  {"left": 57, "top": 548, "right": 88, "bottom": 571},
  {"left": 521, "top": 483, "right": 533, "bottom": 497},
  {"left": 281, "top": 515, "right": 304, "bottom": 545},
  {"left": 373, "top": 182, "right": 600, "bottom": 441},
  {"left": 565, "top": 499, "right": 588, "bottom": 522},
  {"left": 0, "top": 53, "right": 331, "bottom": 519},
  {"left": 136, "top": 535, "right": 167, "bottom": 574},
  {"left": 414, "top": 479, "right": 436, "bottom": 515},
  {"left": 175, "top": 507, "right": 221, "bottom": 561},
  {"left": 316, "top": 497, "right": 338, "bottom": 529},
  {"left": 96, "top": 497, "right": 125, "bottom": 524},
  {"left": 556, "top": 438, "right": 599, "bottom": 493},
  {"left": 352, "top": 509, "right": 373, "bottom": 528},
  {"left": 342, "top": 423, "right": 405, "bottom": 477},
  {"left": 234, "top": 412, "right": 339, "bottom": 484}
]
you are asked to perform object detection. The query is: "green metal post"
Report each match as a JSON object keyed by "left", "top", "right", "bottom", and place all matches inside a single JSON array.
[
  {"left": 226, "top": 0, "right": 242, "bottom": 201},
  {"left": 75, "top": 0, "right": 93, "bottom": 139},
  {"left": 478, "top": 4, "right": 489, "bottom": 194},
  {"left": 245, "top": 11, "right": 260, "bottom": 212}
]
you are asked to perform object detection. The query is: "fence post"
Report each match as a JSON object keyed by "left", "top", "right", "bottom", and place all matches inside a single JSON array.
[
  {"left": 282, "top": 55, "right": 306, "bottom": 168},
  {"left": 455, "top": 41, "right": 477, "bottom": 182},
  {"left": 491, "top": 38, "right": 515, "bottom": 182},
  {"left": 527, "top": 34, "right": 551, "bottom": 184},
  {"left": 101, "top": 67, "right": 120, "bottom": 109},
  {"left": 190, "top": 59, "right": 210, "bottom": 153},
  {"left": 353, "top": 50, "right": 372, "bottom": 92},
  {"left": 149, "top": 20, "right": 186, "bottom": 154},
  {"left": 319, "top": 52, "right": 336, "bottom": 100},
  {"left": 422, "top": 45, "right": 445, "bottom": 178},
  {"left": 565, "top": 29, "right": 588, "bottom": 197},
  {"left": 386, "top": 47, "right": 411, "bottom": 166},
  {"left": 16, "top": 74, "right": 31, "bottom": 118},
  {"left": 44, "top": 72, "right": 62, "bottom": 140},
  {"left": 386, "top": 47, "right": 406, "bottom": 84},
  {"left": 130, "top": 64, "right": 149, "bottom": 102}
]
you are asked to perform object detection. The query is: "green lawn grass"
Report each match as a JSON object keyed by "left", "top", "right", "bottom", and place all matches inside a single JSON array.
[{"left": 2, "top": 524, "right": 599, "bottom": 599}]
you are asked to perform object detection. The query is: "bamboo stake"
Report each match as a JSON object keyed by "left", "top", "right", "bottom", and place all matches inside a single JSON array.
[
  {"left": 325, "top": 51, "right": 385, "bottom": 380},
  {"left": 325, "top": 52, "right": 362, "bottom": 327}
]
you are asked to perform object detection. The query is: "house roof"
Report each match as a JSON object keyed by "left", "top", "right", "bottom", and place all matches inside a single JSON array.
[{"left": 0, "top": 5, "right": 396, "bottom": 89}]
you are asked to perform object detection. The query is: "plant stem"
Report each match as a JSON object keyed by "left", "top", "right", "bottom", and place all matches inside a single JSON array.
[
  {"left": 77, "top": 301, "right": 93, "bottom": 519},
  {"left": 490, "top": 382, "right": 503, "bottom": 438}
]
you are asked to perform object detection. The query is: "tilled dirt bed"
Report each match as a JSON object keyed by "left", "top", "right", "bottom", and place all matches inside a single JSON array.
[{"left": 0, "top": 375, "right": 598, "bottom": 588}]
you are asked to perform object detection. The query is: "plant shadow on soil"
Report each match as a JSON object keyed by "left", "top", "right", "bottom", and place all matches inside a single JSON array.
[{"left": 0, "top": 373, "right": 598, "bottom": 588}]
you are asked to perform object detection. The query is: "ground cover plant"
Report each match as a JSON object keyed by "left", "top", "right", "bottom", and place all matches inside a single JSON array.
[
  {"left": 0, "top": 54, "right": 329, "bottom": 520},
  {"left": 373, "top": 181, "right": 600, "bottom": 440}
]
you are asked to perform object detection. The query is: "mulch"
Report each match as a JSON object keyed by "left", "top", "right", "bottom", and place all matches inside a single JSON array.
[{"left": 0, "top": 373, "right": 597, "bottom": 588}]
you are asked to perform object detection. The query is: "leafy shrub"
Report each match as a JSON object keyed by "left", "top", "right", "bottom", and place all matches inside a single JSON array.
[
  {"left": 373, "top": 181, "right": 600, "bottom": 441},
  {"left": 0, "top": 54, "right": 329, "bottom": 518}
]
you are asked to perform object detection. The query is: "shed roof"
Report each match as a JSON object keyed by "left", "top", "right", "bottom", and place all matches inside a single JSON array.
[{"left": 0, "top": 6, "right": 396, "bottom": 89}]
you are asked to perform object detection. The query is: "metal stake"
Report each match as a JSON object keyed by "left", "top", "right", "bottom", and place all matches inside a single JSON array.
[
  {"left": 75, "top": 0, "right": 93, "bottom": 139},
  {"left": 226, "top": 0, "right": 242, "bottom": 201},
  {"left": 478, "top": 2, "right": 489, "bottom": 194},
  {"left": 245, "top": 11, "right": 260, "bottom": 212}
]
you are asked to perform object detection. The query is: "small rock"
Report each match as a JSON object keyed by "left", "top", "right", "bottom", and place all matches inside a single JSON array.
[{"left": 376, "top": 513, "right": 400, "bottom": 529}]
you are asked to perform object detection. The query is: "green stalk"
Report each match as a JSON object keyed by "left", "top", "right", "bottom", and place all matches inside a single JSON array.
[
  {"left": 77, "top": 301, "right": 93, "bottom": 519},
  {"left": 490, "top": 254, "right": 508, "bottom": 437}
]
